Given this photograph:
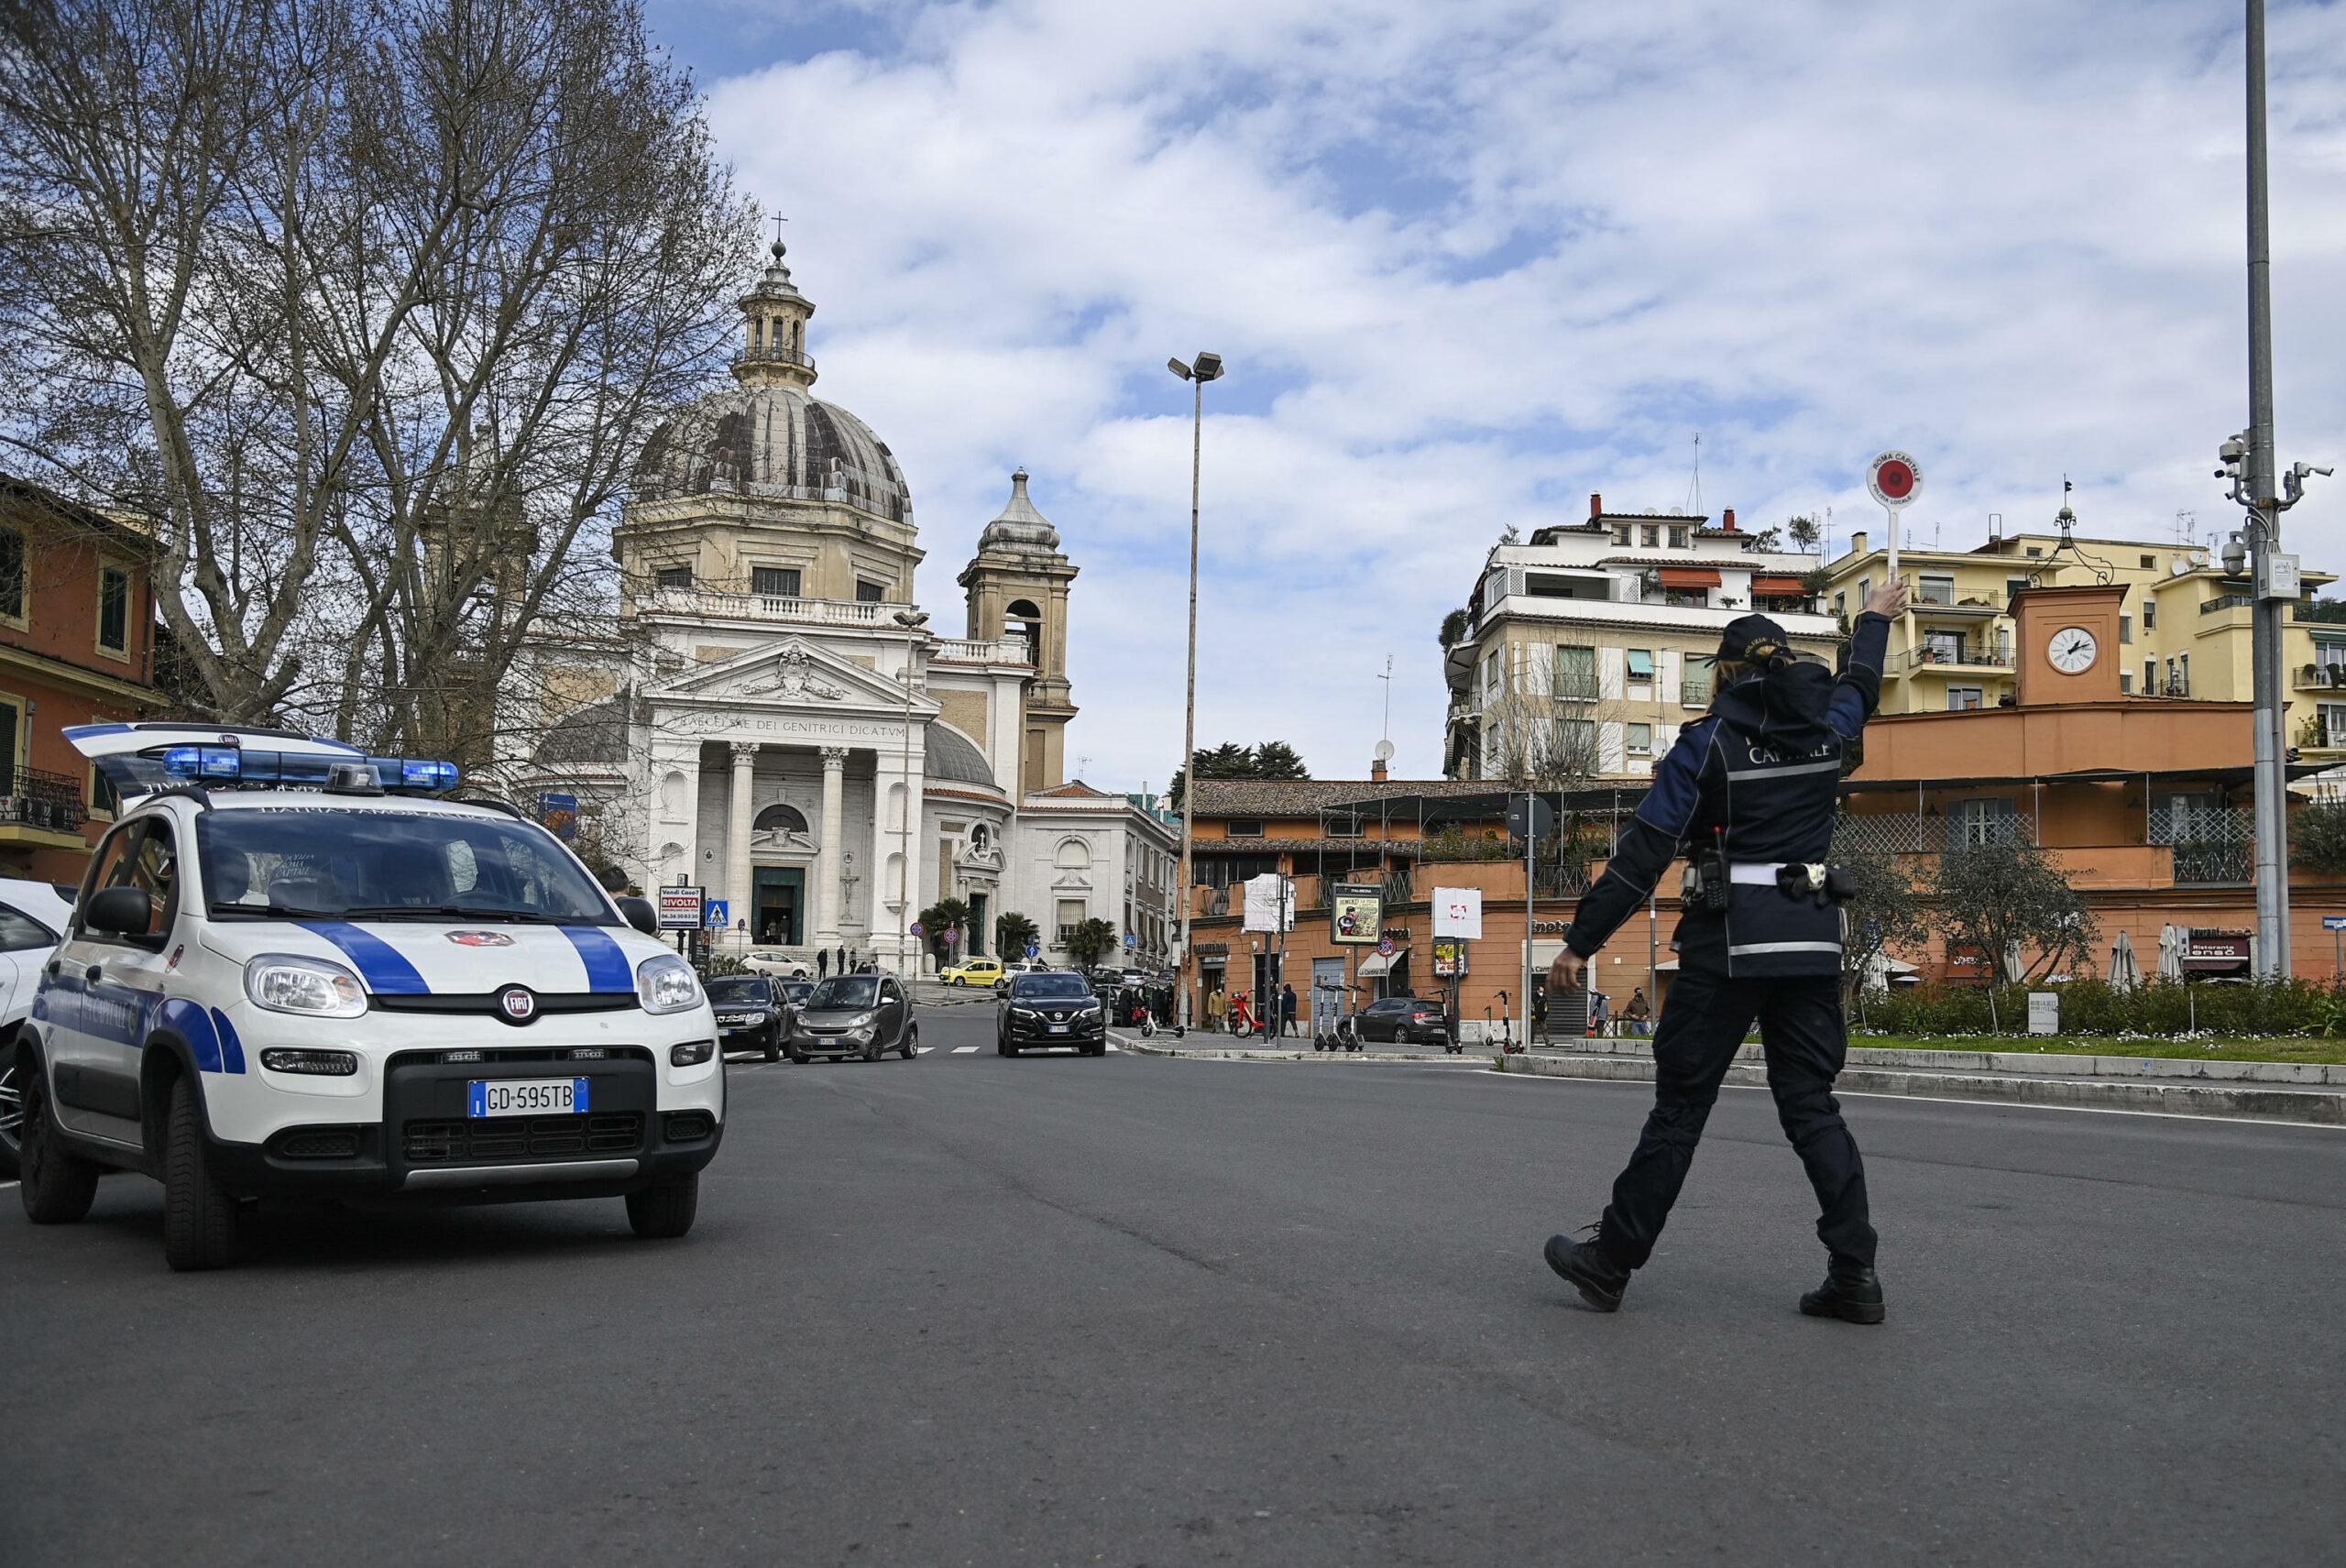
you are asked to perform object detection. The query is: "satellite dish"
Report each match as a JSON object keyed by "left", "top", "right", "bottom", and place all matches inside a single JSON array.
[
  {"left": 1374, "top": 740, "right": 1395, "bottom": 762},
  {"left": 2171, "top": 556, "right": 2191, "bottom": 576}
]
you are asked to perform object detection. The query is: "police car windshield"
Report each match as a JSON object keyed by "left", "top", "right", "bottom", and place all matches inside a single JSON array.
[
  {"left": 1013, "top": 973, "right": 1091, "bottom": 1000},
  {"left": 196, "top": 809, "right": 614, "bottom": 924},
  {"left": 808, "top": 976, "right": 879, "bottom": 1009}
]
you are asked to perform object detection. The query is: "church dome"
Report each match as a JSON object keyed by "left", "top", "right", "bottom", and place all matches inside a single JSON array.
[
  {"left": 633, "top": 239, "right": 913, "bottom": 526},
  {"left": 974, "top": 468, "right": 1059, "bottom": 554},
  {"left": 925, "top": 724, "right": 998, "bottom": 790}
]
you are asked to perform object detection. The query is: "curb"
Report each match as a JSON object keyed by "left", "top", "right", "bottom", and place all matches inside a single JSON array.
[
  {"left": 1495, "top": 1052, "right": 2346, "bottom": 1125},
  {"left": 1553, "top": 1035, "right": 2346, "bottom": 1089}
]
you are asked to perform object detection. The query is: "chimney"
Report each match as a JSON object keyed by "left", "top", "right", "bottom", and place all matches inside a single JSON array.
[
  {"left": 1371, "top": 757, "right": 1389, "bottom": 782},
  {"left": 1851, "top": 530, "right": 1869, "bottom": 556},
  {"left": 1589, "top": 492, "right": 1603, "bottom": 521},
  {"left": 1722, "top": 508, "right": 1737, "bottom": 532}
]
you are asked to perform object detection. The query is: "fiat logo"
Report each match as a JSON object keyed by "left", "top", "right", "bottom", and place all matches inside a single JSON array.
[{"left": 497, "top": 986, "right": 538, "bottom": 1025}]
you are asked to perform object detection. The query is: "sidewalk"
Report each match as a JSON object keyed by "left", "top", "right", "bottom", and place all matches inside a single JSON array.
[{"left": 1113, "top": 1029, "right": 2346, "bottom": 1124}]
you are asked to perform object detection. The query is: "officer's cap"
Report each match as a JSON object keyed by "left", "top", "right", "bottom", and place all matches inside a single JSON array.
[{"left": 1710, "top": 613, "right": 1792, "bottom": 669}]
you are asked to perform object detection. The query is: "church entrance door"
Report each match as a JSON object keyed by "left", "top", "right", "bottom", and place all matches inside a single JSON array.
[
  {"left": 967, "top": 892, "right": 989, "bottom": 957},
  {"left": 752, "top": 866, "right": 806, "bottom": 946}
]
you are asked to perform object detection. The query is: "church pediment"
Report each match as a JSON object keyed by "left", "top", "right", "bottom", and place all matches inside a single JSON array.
[{"left": 647, "top": 636, "right": 935, "bottom": 715}]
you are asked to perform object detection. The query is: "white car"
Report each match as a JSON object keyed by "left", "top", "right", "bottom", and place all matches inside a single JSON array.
[
  {"left": 0, "top": 876, "right": 79, "bottom": 1179},
  {"left": 740, "top": 948, "right": 811, "bottom": 979},
  {"left": 13, "top": 724, "right": 724, "bottom": 1270}
]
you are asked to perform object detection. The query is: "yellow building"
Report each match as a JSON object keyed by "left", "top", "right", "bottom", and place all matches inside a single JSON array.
[{"left": 1819, "top": 511, "right": 2344, "bottom": 762}]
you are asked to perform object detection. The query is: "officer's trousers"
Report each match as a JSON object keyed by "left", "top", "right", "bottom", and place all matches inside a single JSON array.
[{"left": 1597, "top": 970, "right": 1876, "bottom": 1269}]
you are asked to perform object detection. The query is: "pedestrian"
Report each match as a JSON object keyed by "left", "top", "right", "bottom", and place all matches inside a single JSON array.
[
  {"left": 1206, "top": 983, "right": 1226, "bottom": 1033},
  {"left": 1622, "top": 987, "right": 1651, "bottom": 1037},
  {"left": 1279, "top": 981, "right": 1299, "bottom": 1037},
  {"left": 1542, "top": 579, "right": 1908, "bottom": 1324},
  {"left": 817, "top": 948, "right": 829, "bottom": 979},
  {"left": 1589, "top": 989, "right": 1610, "bottom": 1037},
  {"left": 837, "top": 944, "right": 849, "bottom": 973}
]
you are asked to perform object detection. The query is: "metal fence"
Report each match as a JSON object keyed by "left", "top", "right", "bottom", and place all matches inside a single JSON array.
[
  {"left": 1832, "top": 812, "right": 2035, "bottom": 855},
  {"left": 0, "top": 765, "right": 87, "bottom": 835},
  {"left": 2150, "top": 804, "right": 2256, "bottom": 885}
]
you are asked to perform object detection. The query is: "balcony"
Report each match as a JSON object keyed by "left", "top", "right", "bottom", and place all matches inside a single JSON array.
[
  {"left": 730, "top": 344, "right": 817, "bottom": 375},
  {"left": 2151, "top": 804, "right": 2254, "bottom": 885},
  {"left": 1909, "top": 595, "right": 2001, "bottom": 618},
  {"left": 2296, "top": 663, "right": 2346, "bottom": 691},
  {"left": 0, "top": 765, "right": 90, "bottom": 849},
  {"left": 931, "top": 637, "right": 1032, "bottom": 668},
  {"left": 635, "top": 587, "right": 912, "bottom": 628},
  {"left": 1891, "top": 643, "right": 2014, "bottom": 675}
]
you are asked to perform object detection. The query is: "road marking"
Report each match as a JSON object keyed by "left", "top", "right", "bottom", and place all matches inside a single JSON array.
[
  {"left": 915, "top": 1046, "right": 933, "bottom": 1054},
  {"left": 950, "top": 1046, "right": 980, "bottom": 1054}
]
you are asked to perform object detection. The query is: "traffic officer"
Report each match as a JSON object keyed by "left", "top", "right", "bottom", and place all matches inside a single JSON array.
[{"left": 1542, "top": 578, "right": 1908, "bottom": 1322}]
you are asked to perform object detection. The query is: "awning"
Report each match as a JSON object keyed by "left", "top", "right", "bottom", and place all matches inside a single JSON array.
[
  {"left": 1356, "top": 949, "right": 1401, "bottom": 978},
  {"left": 1750, "top": 574, "right": 1808, "bottom": 596},
  {"left": 1657, "top": 566, "right": 1720, "bottom": 589}
]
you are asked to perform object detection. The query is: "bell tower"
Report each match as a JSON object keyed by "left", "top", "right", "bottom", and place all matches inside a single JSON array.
[
  {"left": 959, "top": 469, "right": 1079, "bottom": 792},
  {"left": 735, "top": 227, "right": 817, "bottom": 392}
]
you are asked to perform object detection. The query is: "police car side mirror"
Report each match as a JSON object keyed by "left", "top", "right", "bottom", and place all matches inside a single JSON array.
[
  {"left": 85, "top": 885, "right": 152, "bottom": 938},
  {"left": 616, "top": 896, "right": 659, "bottom": 937}
]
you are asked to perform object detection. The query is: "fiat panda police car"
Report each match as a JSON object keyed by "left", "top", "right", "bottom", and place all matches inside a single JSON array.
[{"left": 13, "top": 724, "right": 723, "bottom": 1270}]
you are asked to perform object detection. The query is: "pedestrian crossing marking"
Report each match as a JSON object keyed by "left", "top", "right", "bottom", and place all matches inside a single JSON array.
[{"left": 950, "top": 1046, "right": 980, "bottom": 1054}]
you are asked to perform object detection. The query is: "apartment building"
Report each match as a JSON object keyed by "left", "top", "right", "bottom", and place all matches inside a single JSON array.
[
  {"left": 1442, "top": 494, "right": 1836, "bottom": 781},
  {"left": 1818, "top": 510, "right": 2343, "bottom": 762}
]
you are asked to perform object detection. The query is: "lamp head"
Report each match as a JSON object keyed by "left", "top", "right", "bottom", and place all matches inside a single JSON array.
[
  {"left": 1167, "top": 357, "right": 1193, "bottom": 381},
  {"left": 1192, "top": 351, "right": 1224, "bottom": 381}
]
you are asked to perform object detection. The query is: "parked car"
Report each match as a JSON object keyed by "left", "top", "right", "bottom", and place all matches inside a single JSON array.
[
  {"left": 994, "top": 958, "right": 1050, "bottom": 995},
  {"left": 740, "top": 948, "right": 811, "bottom": 979},
  {"left": 0, "top": 877, "right": 79, "bottom": 1179},
  {"left": 939, "top": 956, "right": 1004, "bottom": 988},
  {"left": 997, "top": 970, "right": 1108, "bottom": 1056},
  {"left": 706, "top": 973, "right": 788, "bottom": 1061},
  {"left": 786, "top": 972, "right": 917, "bottom": 1062},
  {"left": 1353, "top": 995, "right": 1450, "bottom": 1047}
]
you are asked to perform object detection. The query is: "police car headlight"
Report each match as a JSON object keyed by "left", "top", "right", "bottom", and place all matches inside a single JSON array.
[
  {"left": 636, "top": 953, "right": 702, "bottom": 1015},
  {"left": 245, "top": 955, "right": 368, "bottom": 1018}
]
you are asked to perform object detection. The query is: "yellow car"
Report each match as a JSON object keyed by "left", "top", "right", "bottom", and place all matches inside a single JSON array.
[{"left": 939, "top": 957, "right": 1005, "bottom": 988}]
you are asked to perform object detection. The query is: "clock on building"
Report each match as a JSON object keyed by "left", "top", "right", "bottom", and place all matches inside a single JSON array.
[{"left": 2047, "top": 626, "right": 2099, "bottom": 674}]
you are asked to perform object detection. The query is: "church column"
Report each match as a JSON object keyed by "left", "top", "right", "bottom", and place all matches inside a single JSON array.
[
  {"left": 726, "top": 741, "right": 756, "bottom": 944},
  {"left": 813, "top": 746, "right": 848, "bottom": 943}
]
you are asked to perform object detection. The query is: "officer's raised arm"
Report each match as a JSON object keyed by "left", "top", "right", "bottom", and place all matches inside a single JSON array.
[
  {"left": 1547, "top": 720, "right": 1711, "bottom": 992},
  {"left": 1825, "top": 580, "right": 1906, "bottom": 740}
]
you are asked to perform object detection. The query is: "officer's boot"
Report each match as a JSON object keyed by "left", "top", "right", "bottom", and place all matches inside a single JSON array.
[
  {"left": 1544, "top": 1225, "right": 1630, "bottom": 1313},
  {"left": 1799, "top": 1257, "right": 1886, "bottom": 1324}
]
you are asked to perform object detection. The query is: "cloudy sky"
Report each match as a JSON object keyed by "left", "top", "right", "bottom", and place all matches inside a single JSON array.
[{"left": 647, "top": 0, "right": 2346, "bottom": 791}]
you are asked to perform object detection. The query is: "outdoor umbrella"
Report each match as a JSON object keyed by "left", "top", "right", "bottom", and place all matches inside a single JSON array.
[
  {"left": 2156, "top": 924, "right": 2185, "bottom": 981},
  {"left": 2109, "top": 929, "right": 2141, "bottom": 992}
]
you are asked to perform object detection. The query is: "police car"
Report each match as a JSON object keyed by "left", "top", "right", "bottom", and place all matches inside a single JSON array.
[{"left": 13, "top": 724, "right": 723, "bottom": 1270}]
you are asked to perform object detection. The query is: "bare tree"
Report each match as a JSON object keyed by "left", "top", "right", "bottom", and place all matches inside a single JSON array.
[{"left": 0, "top": 0, "right": 753, "bottom": 765}]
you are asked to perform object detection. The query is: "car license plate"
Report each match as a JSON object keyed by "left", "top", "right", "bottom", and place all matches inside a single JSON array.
[
  {"left": 468, "top": 1078, "right": 588, "bottom": 1118},
  {"left": 1047, "top": 1023, "right": 1069, "bottom": 1035}
]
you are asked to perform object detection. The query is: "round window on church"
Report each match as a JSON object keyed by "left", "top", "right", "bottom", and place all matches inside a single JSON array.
[{"left": 754, "top": 803, "right": 810, "bottom": 835}]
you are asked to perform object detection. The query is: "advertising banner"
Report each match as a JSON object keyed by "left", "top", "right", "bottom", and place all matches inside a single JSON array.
[
  {"left": 537, "top": 792, "right": 578, "bottom": 840},
  {"left": 1432, "top": 938, "right": 1470, "bottom": 978},
  {"left": 1331, "top": 883, "right": 1384, "bottom": 946},
  {"left": 657, "top": 885, "right": 705, "bottom": 931},
  {"left": 1242, "top": 873, "right": 1296, "bottom": 934}
]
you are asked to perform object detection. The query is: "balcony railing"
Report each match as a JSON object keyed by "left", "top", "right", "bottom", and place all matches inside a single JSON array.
[
  {"left": 1892, "top": 643, "right": 2014, "bottom": 674},
  {"left": 636, "top": 587, "right": 910, "bottom": 626},
  {"left": 931, "top": 637, "right": 1032, "bottom": 667},
  {"left": 2151, "top": 804, "right": 2256, "bottom": 885},
  {"left": 1832, "top": 813, "right": 2037, "bottom": 855},
  {"left": 0, "top": 765, "right": 89, "bottom": 836},
  {"left": 731, "top": 345, "right": 817, "bottom": 373},
  {"left": 2201, "top": 593, "right": 2257, "bottom": 616},
  {"left": 2297, "top": 662, "right": 2346, "bottom": 690}
]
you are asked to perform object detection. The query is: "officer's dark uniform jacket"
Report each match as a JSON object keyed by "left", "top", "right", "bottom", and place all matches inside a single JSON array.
[{"left": 1562, "top": 611, "right": 1891, "bottom": 980}]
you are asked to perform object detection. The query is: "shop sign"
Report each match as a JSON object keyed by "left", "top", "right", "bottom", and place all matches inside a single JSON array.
[{"left": 1432, "top": 938, "right": 1470, "bottom": 978}]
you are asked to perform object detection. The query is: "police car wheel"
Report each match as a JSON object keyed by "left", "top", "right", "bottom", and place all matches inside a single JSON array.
[
  {"left": 18, "top": 1064, "right": 98, "bottom": 1224},
  {"left": 163, "top": 1076, "right": 240, "bottom": 1271},
  {"left": 625, "top": 1172, "right": 698, "bottom": 1240},
  {"left": 0, "top": 1055, "right": 23, "bottom": 1180}
]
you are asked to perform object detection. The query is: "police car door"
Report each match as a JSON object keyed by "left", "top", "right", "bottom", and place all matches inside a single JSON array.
[{"left": 45, "top": 817, "right": 170, "bottom": 1142}]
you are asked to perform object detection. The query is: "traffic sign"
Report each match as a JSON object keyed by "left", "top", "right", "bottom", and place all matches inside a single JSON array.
[
  {"left": 1867, "top": 450, "right": 1923, "bottom": 509},
  {"left": 1376, "top": 936, "right": 1396, "bottom": 959},
  {"left": 1506, "top": 794, "right": 1554, "bottom": 840},
  {"left": 1124, "top": 932, "right": 1136, "bottom": 948},
  {"left": 910, "top": 921, "right": 925, "bottom": 938},
  {"left": 2325, "top": 916, "right": 2346, "bottom": 931},
  {"left": 1026, "top": 941, "right": 1042, "bottom": 959},
  {"left": 703, "top": 898, "right": 729, "bottom": 930}
]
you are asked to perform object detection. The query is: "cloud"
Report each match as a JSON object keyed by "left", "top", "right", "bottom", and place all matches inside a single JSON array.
[{"left": 662, "top": 0, "right": 2346, "bottom": 786}]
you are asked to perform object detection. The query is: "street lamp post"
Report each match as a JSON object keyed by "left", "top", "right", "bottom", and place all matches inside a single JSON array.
[
  {"left": 893, "top": 607, "right": 929, "bottom": 980},
  {"left": 1167, "top": 350, "right": 1223, "bottom": 1029}
]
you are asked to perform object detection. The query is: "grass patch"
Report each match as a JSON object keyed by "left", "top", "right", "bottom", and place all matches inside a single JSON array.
[{"left": 1849, "top": 1033, "right": 2346, "bottom": 1066}]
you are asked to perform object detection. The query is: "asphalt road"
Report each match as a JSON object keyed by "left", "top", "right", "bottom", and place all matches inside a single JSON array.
[{"left": 5, "top": 1003, "right": 2343, "bottom": 1566}]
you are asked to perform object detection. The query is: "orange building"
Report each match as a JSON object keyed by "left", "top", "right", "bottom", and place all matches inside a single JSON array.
[{"left": 0, "top": 477, "right": 166, "bottom": 881}]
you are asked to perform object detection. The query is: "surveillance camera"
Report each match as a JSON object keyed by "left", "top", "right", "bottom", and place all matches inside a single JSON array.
[{"left": 2220, "top": 438, "right": 2246, "bottom": 462}]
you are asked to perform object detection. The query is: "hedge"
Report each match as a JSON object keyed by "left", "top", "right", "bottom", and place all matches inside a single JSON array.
[{"left": 1853, "top": 978, "right": 2346, "bottom": 1039}]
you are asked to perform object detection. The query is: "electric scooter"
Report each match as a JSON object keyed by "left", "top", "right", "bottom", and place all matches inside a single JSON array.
[{"left": 1487, "top": 990, "right": 1526, "bottom": 1055}]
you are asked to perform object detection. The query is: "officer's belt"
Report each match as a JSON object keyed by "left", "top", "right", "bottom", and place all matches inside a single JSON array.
[{"left": 1727, "top": 862, "right": 1814, "bottom": 885}]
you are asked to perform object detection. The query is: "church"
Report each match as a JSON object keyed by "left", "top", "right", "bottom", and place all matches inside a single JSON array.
[{"left": 506, "top": 238, "right": 1178, "bottom": 975}]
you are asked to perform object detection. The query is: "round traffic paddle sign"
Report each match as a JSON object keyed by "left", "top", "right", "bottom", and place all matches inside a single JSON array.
[{"left": 1868, "top": 450, "right": 1923, "bottom": 509}]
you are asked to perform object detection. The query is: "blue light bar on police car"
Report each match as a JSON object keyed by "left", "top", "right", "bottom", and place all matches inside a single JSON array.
[{"left": 154, "top": 746, "right": 459, "bottom": 792}]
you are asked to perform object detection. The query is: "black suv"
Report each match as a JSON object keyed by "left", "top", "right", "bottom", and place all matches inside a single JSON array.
[
  {"left": 707, "top": 974, "right": 787, "bottom": 1061},
  {"left": 997, "top": 971, "right": 1108, "bottom": 1056}
]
